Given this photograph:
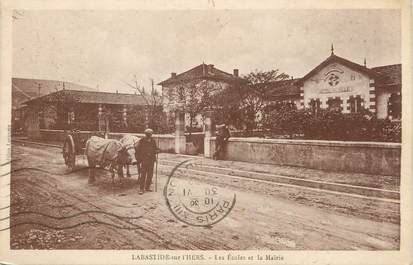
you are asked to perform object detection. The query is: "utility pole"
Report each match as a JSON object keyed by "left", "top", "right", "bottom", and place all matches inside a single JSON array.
[{"left": 150, "top": 78, "right": 155, "bottom": 95}]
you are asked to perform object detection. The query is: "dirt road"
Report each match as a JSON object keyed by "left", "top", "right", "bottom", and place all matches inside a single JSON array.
[{"left": 7, "top": 142, "right": 399, "bottom": 250}]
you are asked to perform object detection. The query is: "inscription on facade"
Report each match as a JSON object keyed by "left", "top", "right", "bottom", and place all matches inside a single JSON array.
[{"left": 319, "top": 86, "right": 353, "bottom": 94}]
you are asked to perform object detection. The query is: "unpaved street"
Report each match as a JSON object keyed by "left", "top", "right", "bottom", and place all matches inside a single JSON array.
[{"left": 8, "top": 142, "right": 399, "bottom": 250}]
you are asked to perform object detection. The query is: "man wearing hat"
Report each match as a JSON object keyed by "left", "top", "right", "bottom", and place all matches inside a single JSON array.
[
  {"left": 135, "top": 128, "right": 158, "bottom": 194},
  {"left": 213, "top": 123, "right": 230, "bottom": 160}
]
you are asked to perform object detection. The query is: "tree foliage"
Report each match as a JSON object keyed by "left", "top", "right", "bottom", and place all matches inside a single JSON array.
[
  {"left": 166, "top": 79, "right": 223, "bottom": 134},
  {"left": 44, "top": 90, "right": 80, "bottom": 130},
  {"left": 211, "top": 69, "right": 290, "bottom": 134},
  {"left": 124, "top": 77, "right": 172, "bottom": 133},
  {"left": 261, "top": 103, "right": 308, "bottom": 138}
]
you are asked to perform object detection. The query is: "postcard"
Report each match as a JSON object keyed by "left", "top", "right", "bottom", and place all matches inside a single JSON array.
[{"left": 0, "top": 0, "right": 411, "bottom": 264}]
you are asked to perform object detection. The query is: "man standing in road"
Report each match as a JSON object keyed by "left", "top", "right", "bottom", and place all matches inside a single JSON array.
[{"left": 135, "top": 128, "right": 158, "bottom": 195}]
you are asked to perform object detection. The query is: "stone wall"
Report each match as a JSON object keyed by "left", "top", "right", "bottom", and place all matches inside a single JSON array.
[
  {"left": 38, "top": 130, "right": 401, "bottom": 175},
  {"left": 108, "top": 132, "right": 175, "bottom": 153},
  {"left": 39, "top": 129, "right": 67, "bottom": 141},
  {"left": 38, "top": 129, "right": 175, "bottom": 153},
  {"left": 210, "top": 137, "right": 401, "bottom": 176},
  {"left": 186, "top": 132, "right": 204, "bottom": 154}
]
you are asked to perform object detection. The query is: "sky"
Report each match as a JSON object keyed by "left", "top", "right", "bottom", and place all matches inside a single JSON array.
[{"left": 12, "top": 9, "right": 401, "bottom": 93}]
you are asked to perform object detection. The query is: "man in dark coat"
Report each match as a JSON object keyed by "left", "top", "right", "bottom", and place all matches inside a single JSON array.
[
  {"left": 135, "top": 128, "right": 158, "bottom": 194},
  {"left": 213, "top": 124, "right": 230, "bottom": 160}
]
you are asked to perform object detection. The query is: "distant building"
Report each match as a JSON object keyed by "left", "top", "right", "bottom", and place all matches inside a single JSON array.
[
  {"left": 12, "top": 78, "right": 97, "bottom": 133},
  {"left": 22, "top": 89, "right": 150, "bottom": 138},
  {"left": 158, "top": 63, "right": 245, "bottom": 128},
  {"left": 267, "top": 49, "right": 401, "bottom": 120}
]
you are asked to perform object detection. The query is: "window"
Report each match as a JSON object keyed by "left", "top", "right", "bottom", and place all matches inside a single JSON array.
[
  {"left": 67, "top": 111, "right": 75, "bottom": 125},
  {"left": 388, "top": 93, "right": 401, "bottom": 120},
  {"left": 309, "top": 99, "right": 321, "bottom": 115},
  {"left": 349, "top": 96, "right": 363, "bottom": 113},
  {"left": 327, "top": 98, "right": 342, "bottom": 112}
]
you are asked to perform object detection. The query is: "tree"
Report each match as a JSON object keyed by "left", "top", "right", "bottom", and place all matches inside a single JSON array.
[
  {"left": 211, "top": 69, "right": 290, "bottom": 135},
  {"left": 124, "top": 76, "right": 170, "bottom": 133},
  {"left": 241, "top": 70, "right": 290, "bottom": 134},
  {"left": 262, "top": 103, "right": 309, "bottom": 138},
  {"left": 165, "top": 79, "right": 223, "bottom": 138},
  {"left": 210, "top": 84, "right": 244, "bottom": 128},
  {"left": 44, "top": 90, "right": 80, "bottom": 130}
]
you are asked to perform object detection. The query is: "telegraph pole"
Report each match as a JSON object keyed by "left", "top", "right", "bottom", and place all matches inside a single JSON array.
[{"left": 151, "top": 78, "right": 155, "bottom": 95}]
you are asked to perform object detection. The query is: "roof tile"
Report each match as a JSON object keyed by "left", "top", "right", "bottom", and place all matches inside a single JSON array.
[
  {"left": 24, "top": 89, "right": 149, "bottom": 106},
  {"left": 371, "top": 64, "right": 401, "bottom": 88}
]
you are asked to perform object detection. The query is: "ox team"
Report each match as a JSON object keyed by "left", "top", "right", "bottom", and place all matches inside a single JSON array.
[
  {"left": 86, "top": 128, "right": 158, "bottom": 195},
  {"left": 86, "top": 125, "right": 231, "bottom": 193}
]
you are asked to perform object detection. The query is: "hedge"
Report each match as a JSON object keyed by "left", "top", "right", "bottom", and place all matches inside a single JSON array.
[{"left": 262, "top": 105, "right": 401, "bottom": 142}]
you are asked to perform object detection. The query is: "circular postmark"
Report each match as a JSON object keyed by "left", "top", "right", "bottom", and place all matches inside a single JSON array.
[{"left": 163, "top": 159, "right": 236, "bottom": 226}]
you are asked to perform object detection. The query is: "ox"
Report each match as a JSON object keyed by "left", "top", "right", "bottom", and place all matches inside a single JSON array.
[
  {"left": 119, "top": 134, "right": 141, "bottom": 179},
  {"left": 85, "top": 136, "right": 132, "bottom": 184}
]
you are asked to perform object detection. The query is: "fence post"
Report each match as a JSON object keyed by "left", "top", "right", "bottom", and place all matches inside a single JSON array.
[
  {"left": 203, "top": 110, "right": 215, "bottom": 158},
  {"left": 174, "top": 109, "right": 186, "bottom": 154},
  {"left": 98, "top": 104, "right": 103, "bottom": 131}
]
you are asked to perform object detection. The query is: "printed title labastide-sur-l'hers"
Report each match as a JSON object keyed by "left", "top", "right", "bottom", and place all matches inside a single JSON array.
[{"left": 131, "top": 253, "right": 284, "bottom": 261}]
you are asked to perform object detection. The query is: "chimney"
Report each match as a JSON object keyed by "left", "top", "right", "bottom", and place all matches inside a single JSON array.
[
  {"left": 116, "top": 90, "right": 118, "bottom": 94},
  {"left": 207, "top": 64, "right": 214, "bottom": 73},
  {"left": 233, "top": 69, "right": 239, "bottom": 77},
  {"left": 171, "top": 72, "right": 177, "bottom": 78}
]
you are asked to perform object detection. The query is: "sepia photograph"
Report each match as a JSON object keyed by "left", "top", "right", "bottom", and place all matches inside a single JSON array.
[{"left": 0, "top": 1, "right": 411, "bottom": 264}]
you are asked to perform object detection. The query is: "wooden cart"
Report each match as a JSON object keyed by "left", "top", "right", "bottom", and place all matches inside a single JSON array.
[{"left": 62, "top": 129, "right": 104, "bottom": 169}]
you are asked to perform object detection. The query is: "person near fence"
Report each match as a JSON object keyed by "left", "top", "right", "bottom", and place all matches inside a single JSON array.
[
  {"left": 213, "top": 124, "right": 230, "bottom": 160},
  {"left": 135, "top": 128, "right": 158, "bottom": 194}
]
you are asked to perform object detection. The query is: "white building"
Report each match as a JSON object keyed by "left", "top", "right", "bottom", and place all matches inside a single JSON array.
[
  {"left": 269, "top": 49, "right": 401, "bottom": 120},
  {"left": 158, "top": 63, "right": 245, "bottom": 128}
]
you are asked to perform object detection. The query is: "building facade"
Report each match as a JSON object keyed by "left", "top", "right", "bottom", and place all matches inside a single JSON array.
[
  {"left": 158, "top": 63, "right": 245, "bottom": 128},
  {"left": 12, "top": 78, "right": 97, "bottom": 133},
  {"left": 268, "top": 51, "right": 401, "bottom": 120},
  {"left": 22, "top": 89, "right": 151, "bottom": 138}
]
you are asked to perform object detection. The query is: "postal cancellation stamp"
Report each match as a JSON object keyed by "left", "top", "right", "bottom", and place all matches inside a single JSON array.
[{"left": 164, "top": 160, "right": 236, "bottom": 226}]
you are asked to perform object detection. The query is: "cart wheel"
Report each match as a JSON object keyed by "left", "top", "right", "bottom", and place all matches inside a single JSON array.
[{"left": 63, "top": 136, "right": 76, "bottom": 170}]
